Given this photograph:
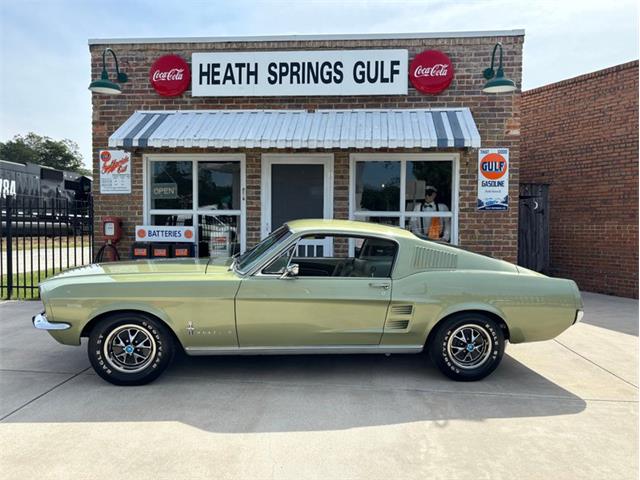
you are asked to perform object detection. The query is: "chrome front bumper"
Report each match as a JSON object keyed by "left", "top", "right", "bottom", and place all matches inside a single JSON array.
[{"left": 32, "top": 312, "right": 71, "bottom": 331}]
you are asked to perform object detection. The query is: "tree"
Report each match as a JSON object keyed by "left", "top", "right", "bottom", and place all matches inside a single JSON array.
[{"left": 0, "top": 132, "right": 89, "bottom": 175}]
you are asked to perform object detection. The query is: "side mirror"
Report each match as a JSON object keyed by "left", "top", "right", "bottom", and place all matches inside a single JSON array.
[{"left": 280, "top": 263, "right": 299, "bottom": 279}]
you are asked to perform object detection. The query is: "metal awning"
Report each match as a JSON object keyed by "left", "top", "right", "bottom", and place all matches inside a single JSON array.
[{"left": 108, "top": 108, "right": 481, "bottom": 149}]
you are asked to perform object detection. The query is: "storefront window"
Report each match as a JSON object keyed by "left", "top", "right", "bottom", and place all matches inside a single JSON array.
[
  {"left": 353, "top": 214, "right": 400, "bottom": 227},
  {"left": 198, "top": 162, "right": 241, "bottom": 211},
  {"left": 147, "top": 156, "right": 245, "bottom": 257},
  {"left": 351, "top": 155, "right": 457, "bottom": 244},
  {"left": 198, "top": 213, "right": 241, "bottom": 258},
  {"left": 354, "top": 161, "right": 400, "bottom": 212},
  {"left": 151, "top": 214, "right": 193, "bottom": 227},
  {"left": 405, "top": 161, "right": 452, "bottom": 211},
  {"left": 150, "top": 161, "right": 193, "bottom": 210}
]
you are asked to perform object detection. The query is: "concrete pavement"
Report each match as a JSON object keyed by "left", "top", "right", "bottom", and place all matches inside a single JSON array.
[{"left": 0, "top": 292, "right": 637, "bottom": 479}]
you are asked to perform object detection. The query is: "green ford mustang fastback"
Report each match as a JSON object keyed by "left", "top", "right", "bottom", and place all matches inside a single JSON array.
[{"left": 33, "top": 219, "right": 583, "bottom": 385}]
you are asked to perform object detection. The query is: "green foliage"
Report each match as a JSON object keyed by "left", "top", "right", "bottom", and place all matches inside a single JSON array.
[{"left": 0, "top": 132, "right": 89, "bottom": 175}]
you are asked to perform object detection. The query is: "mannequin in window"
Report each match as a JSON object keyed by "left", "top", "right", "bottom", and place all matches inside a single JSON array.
[{"left": 409, "top": 185, "right": 450, "bottom": 242}]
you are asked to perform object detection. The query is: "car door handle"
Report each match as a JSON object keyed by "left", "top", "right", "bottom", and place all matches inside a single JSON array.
[{"left": 368, "top": 282, "right": 390, "bottom": 290}]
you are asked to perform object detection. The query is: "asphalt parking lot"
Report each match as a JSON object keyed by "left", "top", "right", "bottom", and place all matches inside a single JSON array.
[{"left": 0, "top": 293, "right": 637, "bottom": 479}]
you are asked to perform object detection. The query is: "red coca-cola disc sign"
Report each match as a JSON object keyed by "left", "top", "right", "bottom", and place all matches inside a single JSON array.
[
  {"left": 409, "top": 50, "right": 454, "bottom": 94},
  {"left": 149, "top": 55, "right": 190, "bottom": 97}
]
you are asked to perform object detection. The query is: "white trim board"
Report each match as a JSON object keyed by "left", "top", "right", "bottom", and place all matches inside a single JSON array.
[{"left": 89, "top": 30, "right": 524, "bottom": 45}]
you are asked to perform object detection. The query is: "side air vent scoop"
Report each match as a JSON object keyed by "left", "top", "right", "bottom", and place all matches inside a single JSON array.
[
  {"left": 412, "top": 246, "right": 458, "bottom": 270},
  {"left": 385, "top": 304, "right": 415, "bottom": 331},
  {"left": 386, "top": 319, "right": 410, "bottom": 330},
  {"left": 390, "top": 304, "right": 414, "bottom": 316}
]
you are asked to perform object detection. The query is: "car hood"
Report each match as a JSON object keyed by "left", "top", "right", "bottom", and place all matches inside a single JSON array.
[{"left": 43, "top": 258, "right": 214, "bottom": 282}]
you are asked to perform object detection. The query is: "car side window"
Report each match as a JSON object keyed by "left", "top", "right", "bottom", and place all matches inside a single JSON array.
[
  {"left": 293, "top": 234, "right": 397, "bottom": 278},
  {"left": 262, "top": 245, "right": 296, "bottom": 275}
]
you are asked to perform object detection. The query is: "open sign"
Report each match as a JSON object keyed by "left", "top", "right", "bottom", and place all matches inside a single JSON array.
[{"left": 152, "top": 182, "right": 178, "bottom": 199}]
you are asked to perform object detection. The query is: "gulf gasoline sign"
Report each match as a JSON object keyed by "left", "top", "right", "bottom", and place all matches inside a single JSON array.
[{"left": 477, "top": 148, "right": 509, "bottom": 211}]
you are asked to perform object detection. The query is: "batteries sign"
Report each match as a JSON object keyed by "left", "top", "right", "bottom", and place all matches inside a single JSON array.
[
  {"left": 477, "top": 148, "right": 509, "bottom": 211},
  {"left": 136, "top": 225, "right": 195, "bottom": 243}
]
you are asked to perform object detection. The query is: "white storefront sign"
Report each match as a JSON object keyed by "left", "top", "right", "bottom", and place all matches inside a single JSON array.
[
  {"left": 135, "top": 225, "right": 195, "bottom": 243},
  {"left": 99, "top": 150, "right": 131, "bottom": 194},
  {"left": 192, "top": 50, "right": 408, "bottom": 97},
  {"left": 477, "top": 148, "right": 509, "bottom": 211}
]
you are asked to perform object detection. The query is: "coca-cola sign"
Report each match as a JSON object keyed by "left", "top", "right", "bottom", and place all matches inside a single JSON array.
[
  {"left": 409, "top": 50, "right": 454, "bottom": 95},
  {"left": 149, "top": 55, "right": 190, "bottom": 97}
]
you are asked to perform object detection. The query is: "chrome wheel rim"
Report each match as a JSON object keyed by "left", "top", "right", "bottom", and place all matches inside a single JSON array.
[
  {"left": 104, "top": 324, "right": 157, "bottom": 373},
  {"left": 446, "top": 323, "right": 492, "bottom": 370}
]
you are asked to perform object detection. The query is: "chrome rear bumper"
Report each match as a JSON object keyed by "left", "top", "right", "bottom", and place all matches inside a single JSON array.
[{"left": 32, "top": 312, "right": 70, "bottom": 330}]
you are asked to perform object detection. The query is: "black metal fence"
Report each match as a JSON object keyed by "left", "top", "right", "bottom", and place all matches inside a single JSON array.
[{"left": 1, "top": 194, "right": 93, "bottom": 299}]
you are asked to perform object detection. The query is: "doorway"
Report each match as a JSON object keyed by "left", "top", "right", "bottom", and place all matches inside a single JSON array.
[
  {"left": 261, "top": 154, "right": 333, "bottom": 254},
  {"left": 518, "top": 183, "right": 550, "bottom": 273}
]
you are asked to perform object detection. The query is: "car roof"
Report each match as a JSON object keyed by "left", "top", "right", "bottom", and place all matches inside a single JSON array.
[{"left": 285, "top": 219, "right": 417, "bottom": 240}]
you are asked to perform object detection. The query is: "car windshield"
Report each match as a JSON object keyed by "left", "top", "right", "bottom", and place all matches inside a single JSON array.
[{"left": 234, "top": 226, "right": 292, "bottom": 274}]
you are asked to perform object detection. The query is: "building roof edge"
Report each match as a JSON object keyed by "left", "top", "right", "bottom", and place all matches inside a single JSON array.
[
  {"left": 523, "top": 60, "right": 639, "bottom": 95},
  {"left": 88, "top": 29, "right": 525, "bottom": 46}
]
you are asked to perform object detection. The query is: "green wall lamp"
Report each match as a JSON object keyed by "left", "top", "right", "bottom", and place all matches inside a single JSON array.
[
  {"left": 89, "top": 48, "right": 128, "bottom": 95},
  {"left": 482, "top": 43, "right": 517, "bottom": 93}
]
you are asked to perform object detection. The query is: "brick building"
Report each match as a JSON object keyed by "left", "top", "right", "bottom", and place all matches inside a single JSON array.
[
  {"left": 521, "top": 61, "right": 639, "bottom": 298},
  {"left": 89, "top": 31, "right": 523, "bottom": 262}
]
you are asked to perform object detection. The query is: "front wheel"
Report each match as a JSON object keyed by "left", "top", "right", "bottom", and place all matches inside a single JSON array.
[
  {"left": 429, "top": 313, "right": 505, "bottom": 381},
  {"left": 88, "top": 312, "right": 175, "bottom": 386}
]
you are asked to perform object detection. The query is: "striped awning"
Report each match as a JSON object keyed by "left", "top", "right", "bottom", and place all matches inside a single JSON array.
[{"left": 108, "top": 108, "right": 481, "bottom": 150}]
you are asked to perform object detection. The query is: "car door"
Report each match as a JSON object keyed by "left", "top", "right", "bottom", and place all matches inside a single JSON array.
[{"left": 234, "top": 235, "right": 395, "bottom": 347}]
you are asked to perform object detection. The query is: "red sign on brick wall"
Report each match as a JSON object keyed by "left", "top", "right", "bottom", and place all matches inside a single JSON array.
[
  {"left": 409, "top": 50, "right": 454, "bottom": 94},
  {"left": 149, "top": 55, "right": 190, "bottom": 97}
]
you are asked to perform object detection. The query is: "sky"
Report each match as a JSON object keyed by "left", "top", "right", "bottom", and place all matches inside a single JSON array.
[{"left": 0, "top": 0, "right": 638, "bottom": 169}]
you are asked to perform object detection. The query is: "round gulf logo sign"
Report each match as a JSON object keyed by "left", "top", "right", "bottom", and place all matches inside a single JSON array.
[{"left": 479, "top": 152, "right": 508, "bottom": 180}]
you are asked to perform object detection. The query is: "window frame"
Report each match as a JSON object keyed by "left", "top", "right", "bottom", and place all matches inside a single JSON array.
[
  {"left": 349, "top": 153, "right": 459, "bottom": 245},
  {"left": 143, "top": 153, "right": 247, "bottom": 254},
  {"left": 257, "top": 233, "right": 400, "bottom": 279}
]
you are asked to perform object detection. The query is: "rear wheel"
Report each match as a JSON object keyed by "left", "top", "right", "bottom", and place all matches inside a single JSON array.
[
  {"left": 88, "top": 312, "right": 174, "bottom": 386},
  {"left": 429, "top": 313, "right": 505, "bottom": 381}
]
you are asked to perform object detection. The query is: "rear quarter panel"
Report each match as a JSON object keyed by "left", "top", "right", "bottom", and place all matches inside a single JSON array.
[{"left": 382, "top": 270, "right": 579, "bottom": 346}]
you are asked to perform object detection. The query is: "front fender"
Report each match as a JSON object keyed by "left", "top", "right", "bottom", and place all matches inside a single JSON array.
[
  {"left": 46, "top": 300, "right": 178, "bottom": 346},
  {"left": 86, "top": 302, "right": 176, "bottom": 331}
]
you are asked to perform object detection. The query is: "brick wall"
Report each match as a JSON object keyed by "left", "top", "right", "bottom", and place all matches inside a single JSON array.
[
  {"left": 91, "top": 33, "right": 523, "bottom": 262},
  {"left": 521, "top": 61, "right": 639, "bottom": 298}
]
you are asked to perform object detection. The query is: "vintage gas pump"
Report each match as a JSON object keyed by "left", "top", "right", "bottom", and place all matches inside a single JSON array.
[{"left": 94, "top": 216, "right": 123, "bottom": 262}]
